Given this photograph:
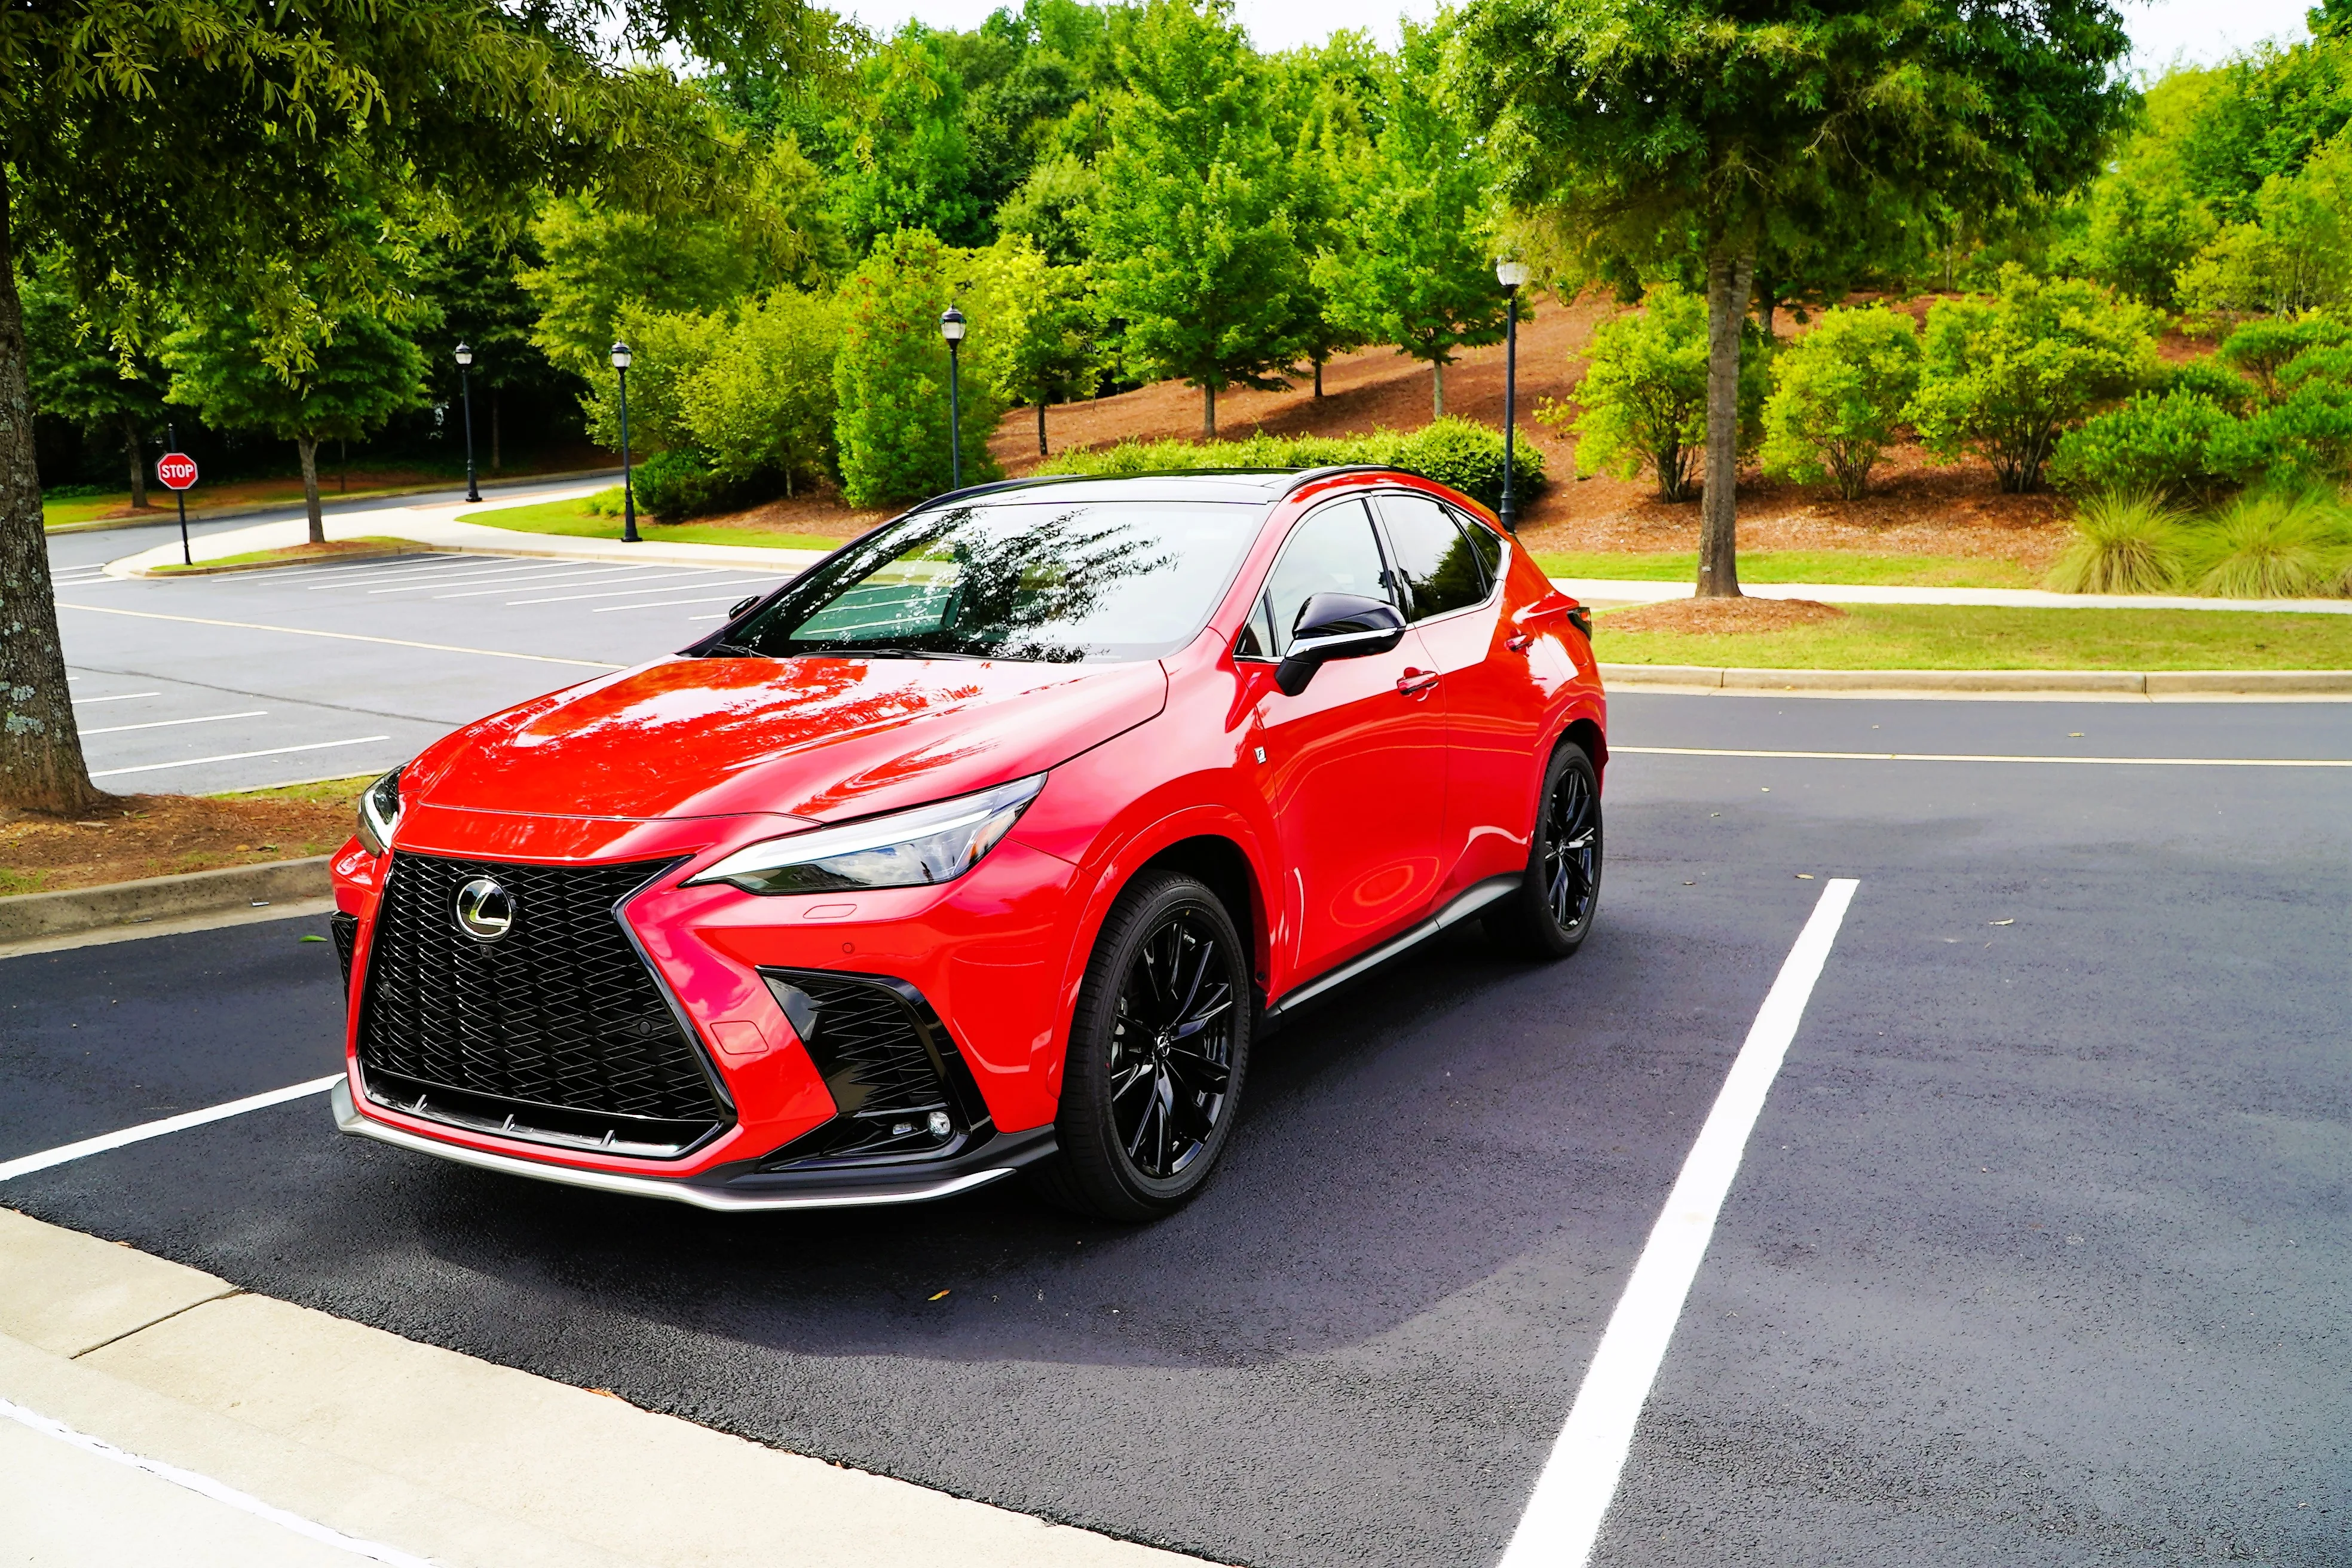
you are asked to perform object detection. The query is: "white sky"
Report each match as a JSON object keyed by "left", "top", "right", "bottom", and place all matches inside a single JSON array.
[{"left": 838, "top": 0, "right": 2322, "bottom": 73}]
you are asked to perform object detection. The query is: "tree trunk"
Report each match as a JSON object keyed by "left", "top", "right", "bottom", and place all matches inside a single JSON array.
[
  {"left": 124, "top": 414, "right": 150, "bottom": 509},
  {"left": 1757, "top": 278, "right": 1778, "bottom": 341},
  {"left": 1432, "top": 359, "right": 1445, "bottom": 419},
  {"left": 490, "top": 393, "right": 501, "bottom": 474},
  {"left": 298, "top": 435, "right": 325, "bottom": 545},
  {"left": 1695, "top": 253, "right": 1755, "bottom": 599},
  {"left": 1313, "top": 357, "right": 1324, "bottom": 399},
  {"left": 1037, "top": 400, "right": 1049, "bottom": 457},
  {"left": 1202, "top": 382, "right": 1216, "bottom": 440},
  {"left": 0, "top": 165, "right": 102, "bottom": 813},
  {"left": 338, "top": 437, "right": 347, "bottom": 494}
]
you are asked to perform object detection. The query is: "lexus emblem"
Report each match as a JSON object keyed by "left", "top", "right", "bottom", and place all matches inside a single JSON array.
[{"left": 453, "top": 877, "right": 514, "bottom": 942}]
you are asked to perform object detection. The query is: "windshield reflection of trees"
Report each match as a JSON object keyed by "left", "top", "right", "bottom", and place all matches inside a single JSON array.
[{"left": 743, "top": 506, "right": 1176, "bottom": 663}]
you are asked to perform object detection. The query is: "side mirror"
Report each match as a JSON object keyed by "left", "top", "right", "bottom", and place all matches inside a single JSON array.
[
  {"left": 1275, "top": 593, "right": 1405, "bottom": 696},
  {"left": 727, "top": 595, "right": 761, "bottom": 620}
]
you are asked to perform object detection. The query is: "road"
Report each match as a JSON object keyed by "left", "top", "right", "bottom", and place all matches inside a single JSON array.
[
  {"left": 46, "top": 507, "right": 798, "bottom": 793},
  {"left": 4, "top": 690, "right": 2344, "bottom": 1566}
]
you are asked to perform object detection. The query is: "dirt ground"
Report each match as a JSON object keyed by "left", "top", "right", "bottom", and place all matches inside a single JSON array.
[
  {"left": 0, "top": 783, "right": 363, "bottom": 898},
  {"left": 1606, "top": 597, "right": 1849, "bottom": 635},
  {"left": 687, "top": 290, "right": 2071, "bottom": 568}
]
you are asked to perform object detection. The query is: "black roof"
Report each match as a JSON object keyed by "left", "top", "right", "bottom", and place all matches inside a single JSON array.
[{"left": 910, "top": 466, "right": 1409, "bottom": 510}]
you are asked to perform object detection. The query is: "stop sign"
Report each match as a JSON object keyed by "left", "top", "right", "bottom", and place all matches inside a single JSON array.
[{"left": 156, "top": 452, "right": 199, "bottom": 491}]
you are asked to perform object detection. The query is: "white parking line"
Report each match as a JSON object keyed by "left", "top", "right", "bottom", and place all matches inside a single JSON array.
[
  {"left": 504, "top": 572, "right": 765, "bottom": 605},
  {"left": 421, "top": 566, "right": 679, "bottom": 598},
  {"left": 1502, "top": 878, "right": 1858, "bottom": 1568},
  {"left": 70, "top": 691, "right": 163, "bottom": 705},
  {"left": 593, "top": 593, "right": 773, "bottom": 613},
  {"left": 80, "top": 710, "right": 266, "bottom": 737},
  {"left": 90, "top": 737, "right": 393, "bottom": 779},
  {"left": 0, "top": 1398, "right": 434, "bottom": 1567},
  {"left": 1614, "top": 745, "right": 2352, "bottom": 767},
  {"left": 55, "top": 604, "right": 623, "bottom": 669},
  {"left": 0, "top": 1076, "right": 341, "bottom": 1183}
]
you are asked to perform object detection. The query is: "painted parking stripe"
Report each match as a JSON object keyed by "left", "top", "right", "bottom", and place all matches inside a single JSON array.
[
  {"left": 70, "top": 691, "right": 163, "bottom": 705},
  {"left": 1503, "top": 878, "right": 1858, "bottom": 1568},
  {"left": 590, "top": 590, "right": 783, "bottom": 612},
  {"left": 0, "top": 1398, "right": 435, "bottom": 1567},
  {"left": 1614, "top": 745, "right": 2352, "bottom": 768},
  {"left": 0, "top": 1076, "right": 341, "bottom": 1184},
  {"left": 80, "top": 709, "right": 266, "bottom": 737},
  {"left": 90, "top": 737, "right": 392, "bottom": 779},
  {"left": 54, "top": 604, "right": 623, "bottom": 669}
]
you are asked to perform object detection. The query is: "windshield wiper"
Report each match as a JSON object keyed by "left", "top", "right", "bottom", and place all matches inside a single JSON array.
[{"left": 795, "top": 644, "right": 985, "bottom": 660}]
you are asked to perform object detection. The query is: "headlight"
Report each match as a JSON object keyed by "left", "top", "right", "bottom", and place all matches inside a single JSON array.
[
  {"left": 688, "top": 774, "right": 1046, "bottom": 895},
  {"left": 356, "top": 768, "right": 403, "bottom": 855}
]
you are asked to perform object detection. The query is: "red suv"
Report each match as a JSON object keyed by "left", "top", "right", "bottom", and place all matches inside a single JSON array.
[{"left": 328, "top": 467, "right": 1606, "bottom": 1219}]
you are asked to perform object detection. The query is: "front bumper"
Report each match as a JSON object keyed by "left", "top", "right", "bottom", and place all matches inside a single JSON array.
[{"left": 331, "top": 1077, "right": 1055, "bottom": 1211}]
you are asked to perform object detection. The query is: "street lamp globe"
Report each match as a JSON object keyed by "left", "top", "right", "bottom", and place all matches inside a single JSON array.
[
  {"left": 939, "top": 307, "right": 966, "bottom": 343},
  {"left": 1495, "top": 259, "right": 1531, "bottom": 289},
  {"left": 454, "top": 342, "right": 474, "bottom": 368},
  {"left": 610, "top": 341, "right": 633, "bottom": 370}
]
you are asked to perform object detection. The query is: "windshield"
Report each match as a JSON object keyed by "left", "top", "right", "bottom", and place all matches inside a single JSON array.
[{"left": 715, "top": 499, "right": 1267, "bottom": 663}]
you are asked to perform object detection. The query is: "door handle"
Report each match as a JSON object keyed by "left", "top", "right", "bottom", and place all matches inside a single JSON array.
[
  {"left": 1506, "top": 633, "right": 1533, "bottom": 653},
  {"left": 1396, "top": 669, "right": 1440, "bottom": 696}
]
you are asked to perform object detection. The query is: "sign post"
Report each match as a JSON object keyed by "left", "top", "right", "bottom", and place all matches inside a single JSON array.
[{"left": 155, "top": 436, "right": 199, "bottom": 566}]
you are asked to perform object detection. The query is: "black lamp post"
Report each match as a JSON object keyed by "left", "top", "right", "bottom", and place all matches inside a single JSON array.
[
  {"left": 940, "top": 305, "right": 966, "bottom": 492},
  {"left": 455, "top": 342, "right": 481, "bottom": 503},
  {"left": 611, "top": 340, "right": 638, "bottom": 543},
  {"left": 1495, "top": 260, "right": 1529, "bottom": 534}
]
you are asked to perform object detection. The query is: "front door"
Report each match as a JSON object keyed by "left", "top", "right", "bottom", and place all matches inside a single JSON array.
[{"left": 1244, "top": 498, "right": 1448, "bottom": 984}]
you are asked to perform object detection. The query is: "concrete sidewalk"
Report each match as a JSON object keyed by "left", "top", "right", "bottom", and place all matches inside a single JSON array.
[
  {"left": 1551, "top": 575, "right": 2352, "bottom": 614},
  {"left": 0, "top": 1208, "right": 1212, "bottom": 1567}
]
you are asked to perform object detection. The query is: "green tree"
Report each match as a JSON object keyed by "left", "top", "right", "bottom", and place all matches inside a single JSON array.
[
  {"left": 829, "top": 27, "right": 987, "bottom": 251},
  {"left": 1552, "top": 284, "right": 1711, "bottom": 501},
  {"left": 1451, "top": 0, "right": 2134, "bottom": 596},
  {"left": 1312, "top": 20, "right": 1511, "bottom": 418},
  {"left": 0, "top": 0, "right": 832, "bottom": 813},
  {"left": 1909, "top": 268, "right": 2158, "bottom": 493},
  {"left": 969, "top": 240, "right": 1107, "bottom": 455},
  {"left": 2175, "top": 133, "right": 2352, "bottom": 321},
  {"left": 161, "top": 303, "right": 428, "bottom": 543},
  {"left": 23, "top": 261, "right": 167, "bottom": 507},
  {"left": 1089, "top": 0, "right": 1309, "bottom": 437},
  {"left": 1759, "top": 306, "right": 1924, "bottom": 499},
  {"left": 832, "top": 229, "right": 1007, "bottom": 505},
  {"left": 414, "top": 226, "right": 568, "bottom": 474},
  {"left": 678, "top": 290, "right": 843, "bottom": 495}
]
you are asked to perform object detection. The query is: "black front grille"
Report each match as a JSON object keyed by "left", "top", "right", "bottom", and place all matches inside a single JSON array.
[
  {"left": 759, "top": 969, "right": 988, "bottom": 1168},
  {"left": 357, "top": 853, "right": 728, "bottom": 1156}
]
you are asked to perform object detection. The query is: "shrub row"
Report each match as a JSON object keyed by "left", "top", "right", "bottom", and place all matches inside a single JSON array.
[
  {"left": 2046, "top": 486, "right": 2352, "bottom": 598},
  {"left": 1030, "top": 416, "right": 1546, "bottom": 514}
]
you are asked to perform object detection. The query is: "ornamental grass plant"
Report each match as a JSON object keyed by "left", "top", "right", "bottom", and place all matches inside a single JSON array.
[
  {"left": 2186, "top": 488, "right": 2352, "bottom": 598},
  {"left": 2044, "top": 491, "right": 2192, "bottom": 593}
]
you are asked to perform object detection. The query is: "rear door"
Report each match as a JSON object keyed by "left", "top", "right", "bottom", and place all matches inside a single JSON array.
[
  {"left": 1368, "top": 490, "right": 1550, "bottom": 892},
  {"left": 1240, "top": 497, "right": 1448, "bottom": 983}
]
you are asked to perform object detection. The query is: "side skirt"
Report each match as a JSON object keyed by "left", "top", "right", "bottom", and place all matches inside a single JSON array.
[{"left": 1262, "top": 874, "right": 1523, "bottom": 1024}]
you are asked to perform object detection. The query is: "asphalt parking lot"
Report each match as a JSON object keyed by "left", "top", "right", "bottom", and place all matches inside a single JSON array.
[
  {"left": 5, "top": 655, "right": 2344, "bottom": 1563},
  {"left": 46, "top": 511, "right": 799, "bottom": 793}
]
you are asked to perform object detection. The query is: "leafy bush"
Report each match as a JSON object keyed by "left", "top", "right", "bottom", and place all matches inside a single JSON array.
[
  {"left": 2216, "top": 314, "right": 2352, "bottom": 402},
  {"left": 1549, "top": 284, "right": 1764, "bottom": 503},
  {"left": 1759, "top": 305, "right": 1923, "bottom": 500},
  {"left": 630, "top": 448, "right": 771, "bottom": 522},
  {"left": 2175, "top": 133, "right": 2352, "bottom": 322},
  {"left": 676, "top": 289, "right": 841, "bottom": 495},
  {"left": 1909, "top": 268, "right": 2160, "bottom": 493},
  {"left": 1032, "top": 416, "right": 1545, "bottom": 513},
  {"left": 2186, "top": 488, "right": 2351, "bottom": 597},
  {"left": 2243, "top": 354, "right": 2352, "bottom": 488},
  {"left": 2048, "top": 391, "right": 2251, "bottom": 502},
  {"left": 2157, "top": 357, "right": 2257, "bottom": 415},
  {"left": 2044, "top": 491, "right": 2192, "bottom": 593},
  {"left": 833, "top": 229, "right": 1006, "bottom": 506}
]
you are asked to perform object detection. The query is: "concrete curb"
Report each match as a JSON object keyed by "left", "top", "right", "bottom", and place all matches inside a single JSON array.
[
  {"left": 1598, "top": 664, "right": 2352, "bottom": 696},
  {"left": 0, "top": 858, "right": 332, "bottom": 945},
  {"left": 44, "top": 468, "right": 623, "bottom": 538},
  {"left": 132, "top": 541, "right": 428, "bottom": 578}
]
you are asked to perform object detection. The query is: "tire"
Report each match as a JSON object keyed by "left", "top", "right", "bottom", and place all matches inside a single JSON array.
[
  {"left": 1031, "top": 872, "right": 1252, "bottom": 1221},
  {"left": 1486, "top": 739, "right": 1603, "bottom": 960}
]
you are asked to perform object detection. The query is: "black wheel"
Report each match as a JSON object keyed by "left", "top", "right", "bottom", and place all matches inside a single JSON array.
[
  {"left": 1487, "top": 740, "right": 1603, "bottom": 958},
  {"left": 1032, "top": 872, "right": 1250, "bottom": 1220}
]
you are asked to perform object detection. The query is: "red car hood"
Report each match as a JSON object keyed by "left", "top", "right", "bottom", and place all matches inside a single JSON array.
[{"left": 408, "top": 654, "right": 1169, "bottom": 823}]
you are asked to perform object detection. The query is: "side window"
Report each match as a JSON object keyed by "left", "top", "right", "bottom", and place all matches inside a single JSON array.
[
  {"left": 1258, "top": 499, "right": 1390, "bottom": 656},
  {"left": 1453, "top": 508, "right": 1506, "bottom": 592},
  {"left": 1377, "top": 493, "right": 1486, "bottom": 621}
]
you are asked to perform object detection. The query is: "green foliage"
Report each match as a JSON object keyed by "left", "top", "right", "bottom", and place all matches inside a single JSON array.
[
  {"left": 831, "top": 230, "right": 1007, "bottom": 506},
  {"left": 2048, "top": 391, "right": 2250, "bottom": 501},
  {"left": 2175, "top": 30, "right": 2352, "bottom": 219},
  {"left": 2175, "top": 132, "right": 2352, "bottom": 320},
  {"left": 1031, "top": 416, "right": 1545, "bottom": 512},
  {"left": 963, "top": 240, "right": 1106, "bottom": 452},
  {"left": 2186, "top": 488, "right": 2351, "bottom": 596},
  {"left": 2069, "top": 145, "right": 2216, "bottom": 309},
  {"left": 1087, "top": 0, "right": 1309, "bottom": 432},
  {"left": 1309, "top": 19, "right": 1509, "bottom": 416},
  {"left": 2044, "top": 492, "right": 2192, "bottom": 593},
  {"left": 2158, "top": 357, "right": 2258, "bottom": 415},
  {"left": 1909, "top": 269, "right": 2160, "bottom": 494},
  {"left": 826, "top": 26, "right": 985, "bottom": 250},
  {"left": 1759, "top": 306, "right": 1923, "bottom": 500},
  {"left": 996, "top": 155, "right": 1101, "bottom": 267},
  {"left": 20, "top": 256, "right": 167, "bottom": 497},
  {"left": 161, "top": 306, "right": 427, "bottom": 449},
  {"left": 2242, "top": 366, "right": 2352, "bottom": 488},
  {"left": 2217, "top": 314, "right": 2352, "bottom": 401},
  {"left": 631, "top": 449, "right": 770, "bottom": 522},
  {"left": 1551, "top": 286, "right": 1765, "bottom": 503}
]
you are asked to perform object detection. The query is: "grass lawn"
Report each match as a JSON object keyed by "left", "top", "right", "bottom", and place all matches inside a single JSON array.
[
  {"left": 476, "top": 489, "right": 845, "bottom": 552},
  {"left": 1593, "top": 604, "right": 2352, "bottom": 669},
  {"left": 1536, "top": 549, "right": 2044, "bottom": 590},
  {"left": 220, "top": 774, "right": 378, "bottom": 806},
  {"left": 149, "top": 537, "right": 424, "bottom": 574}
]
